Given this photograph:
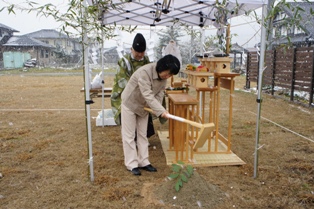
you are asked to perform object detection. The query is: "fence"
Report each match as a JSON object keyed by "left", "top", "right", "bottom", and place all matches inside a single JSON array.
[{"left": 246, "top": 47, "right": 314, "bottom": 107}]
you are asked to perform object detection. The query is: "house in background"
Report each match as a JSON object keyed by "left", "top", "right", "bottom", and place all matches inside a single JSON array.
[
  {"left": 103, "top": 46, "right": 119, "bottom": 64},
  {"left": 25, "top": 29, "right": 82, "bottom": 65},
  {"left": 2, "top": 35, "right": 55, "bottom": 68},
  {"left": 0, "top": 23, "right": 19, "bottom": 45},
  {"left": 0, "top": 25, "right": 83, "bottom": 69},
  {"left": 271, "top": 2, "right": 314, "bottom": 48},
  {"left": 0, "top": 23, "right": 19, "bottom": 65},
  {"left": 230, "top": 43, "right": 248, "bottom": 72},
  {"left": 88, "top": 43, "right": 120, "bottom": 67}
]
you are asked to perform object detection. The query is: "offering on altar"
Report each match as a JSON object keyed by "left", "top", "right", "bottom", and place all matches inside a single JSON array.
[
  {"left": 186, "top": 64, "right": 196, "bottom": 71},
  {"left": 196, "top": 65, "right": 208, "bottom": 72}
]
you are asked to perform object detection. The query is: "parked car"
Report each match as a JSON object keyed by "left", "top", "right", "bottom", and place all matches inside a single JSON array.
[{"left": 24, "top": 58, "right": 37, "bottom": 68}]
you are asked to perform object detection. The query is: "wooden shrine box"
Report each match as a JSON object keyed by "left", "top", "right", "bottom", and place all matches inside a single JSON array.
[
  {"left": 199, "top": 57, "right": 233, "bottom": 73},
  {"left": 184, "top": 70, "right": 213, "bottom": 88}
]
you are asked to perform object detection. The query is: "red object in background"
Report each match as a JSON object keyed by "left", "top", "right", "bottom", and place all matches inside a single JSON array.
[{"left": 196, "top": 65, "right": 208, "bottom": 72}]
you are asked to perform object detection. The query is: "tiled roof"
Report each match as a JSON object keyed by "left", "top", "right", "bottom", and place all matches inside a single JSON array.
[
  {"left": 231, "top": 43, "right": 248, "bottom": 53},
  {"left": 24, "top": 29, "right": 68, "bottom": 39},
  {"left": 3, "top": 35, "right": 54, "bottom": 48},
  {"left": 0, "top": 23, "right": 19, "bottom": 32}
]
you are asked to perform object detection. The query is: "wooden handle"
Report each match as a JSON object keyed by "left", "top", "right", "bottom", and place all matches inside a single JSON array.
[
  {"left": 144, "top": 107, "right": 154, "bottom": 114},
  {"left": 144, "top": 107, "right": 202, "bottom": 128}
]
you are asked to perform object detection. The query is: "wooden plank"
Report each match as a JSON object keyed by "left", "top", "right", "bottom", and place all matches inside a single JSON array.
[
  {"left": 275, "top": 63, "right": 293, "bottom": 67},
  {"left": 80, "top": 87, "right": 113, "bottom": 93},
  {"left": 97, "top": 95, "right": 111, "bottom": 98},
  {"left": 295, "top": 80, "right": 312, "bottom": 85},
  {"left": 295, "top": 56, "right": 313, "bottom": 61},
  {"left": 275, "top": 72, "right": 293, "bottom": 76},
  {"left": 193, "top": 123, "right": 215, "bottom": 150},
  {"left": 276, "top": 67, "right": 293, "bottom": 71},
  {"left": 275, "top": 61, "right": 293, "bottom": 65},
  {"left": 276, "top": 76, "right": 292, "bottom": 81},
  {"left": 295, "top": 68, "right": 312, "bottom": 73},
  {"left": 276, "top": 56, "right": 294, "bottom": 61},
  {"left": 295, "top": 64, "right": 313, "bottom": 69},
  {"left": 295, "top": 74, "right": 312, "bottom": 79},
  {"left": 249, "top": 73, "right": 258, "bottom": 77},
  {"left": 219, "top": 78, "right": 234, "bottom": 90},
  {"left": 168, "top": 93, "right": 198, "bottom": 105},
  {"left": 293, "top": 87, "right": 311, "bottom": 92},
  {"left": 263, "top": 81, "right": 272, "bottom": 85},
  {"left": 276, "top": 82, "right": 292, "bottom": 86},
  {"left": 274, "top": 83, "right": 291, "bottom": 88},
  {"left": 275, "top": 76, "right": 292, "bottom": 80}
]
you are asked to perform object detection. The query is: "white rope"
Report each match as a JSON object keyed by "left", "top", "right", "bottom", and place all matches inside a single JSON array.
[{"left": 249, "top": 111, "right": 314, "bottom": 143}]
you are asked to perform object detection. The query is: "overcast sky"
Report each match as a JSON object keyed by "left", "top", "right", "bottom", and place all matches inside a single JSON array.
[{"left": 0, "top": 0, "right": 262, "bottom": 48}]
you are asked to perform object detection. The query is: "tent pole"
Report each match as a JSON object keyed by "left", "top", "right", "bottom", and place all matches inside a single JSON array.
[
  {"left": 254, "top": 2, "right": 268, "bottom": 179},
  {"left": 199, "top": 27, "right": 205, "bottom": 117},
  {"left": 200, "top": 27, "right": 204, "bottom": 55},
  {"left": 101, "top": 32, "right": 105, "bottom": 127},
  {"left": 83, "top": 0, "right": 94, "bottom": 182}
]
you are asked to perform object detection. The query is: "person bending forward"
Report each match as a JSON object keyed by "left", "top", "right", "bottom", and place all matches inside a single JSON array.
[{"left": 121, "top": 54, "right": 180, "bottom": 176}]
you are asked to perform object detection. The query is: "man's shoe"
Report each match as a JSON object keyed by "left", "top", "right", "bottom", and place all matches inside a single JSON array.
[
  {"left": 140, "top": 164, "right": 157, "bottom": 172},
  {"left": 130, "top": 167, "right": 141, "bottom": 176}
]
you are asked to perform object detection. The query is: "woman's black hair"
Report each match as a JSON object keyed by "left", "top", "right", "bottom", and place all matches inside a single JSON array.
[{"left": 156, "top": 54, "right": 180, "bottom": 75}]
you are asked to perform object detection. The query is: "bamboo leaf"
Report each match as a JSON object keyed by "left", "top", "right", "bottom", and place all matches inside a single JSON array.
[
  {"left": 296, "top": 6, "right": 305, "bottom": 12},
  {"left": 8, "top": 5, "right": 16, "bottom": 14}
]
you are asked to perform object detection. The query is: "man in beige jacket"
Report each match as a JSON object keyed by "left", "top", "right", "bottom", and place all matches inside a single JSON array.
[{"left": 121, "top": 54, "right": 181, "bottom": 175}]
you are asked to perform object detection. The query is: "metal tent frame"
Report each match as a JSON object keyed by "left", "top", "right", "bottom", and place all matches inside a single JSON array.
[{"left": 83, "top": 0, "right": 269, "bottom": 181}]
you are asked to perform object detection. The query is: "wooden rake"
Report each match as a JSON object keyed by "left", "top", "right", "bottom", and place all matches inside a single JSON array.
[{"left": 144, "top": 107, "right": 215, "bottom": 150}]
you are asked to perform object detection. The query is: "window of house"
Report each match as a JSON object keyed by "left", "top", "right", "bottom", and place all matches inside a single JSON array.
[
  {"left": 45, "top": 50, "right": 49, "bottom": 58},
  {"left": 40, "top": 49, "right": 44, "bottom": 58}
]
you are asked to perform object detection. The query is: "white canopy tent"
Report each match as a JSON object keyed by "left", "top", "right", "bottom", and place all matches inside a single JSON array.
[
  {"left": 84, "top": 0, "right": 269, "bottom": 181},
  {"left": 99, "top": 0, "right": 265, "bottom": 27}
]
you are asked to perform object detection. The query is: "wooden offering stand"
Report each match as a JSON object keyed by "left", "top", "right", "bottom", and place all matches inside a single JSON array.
[
  {"left": 199, "top": 57, "right": 233, "bottom": 73},
  {"left": 213, "top": 72, "right": 240, "bottom": 153},
  {"left": 167, "top": 93, "right": 198, "bottom": 162},
  {"left": 164, "top": 57, "right": 240, "bottom": 163},
  {"left": 183, "top": 57, "right": 239, "bottom": 155}
]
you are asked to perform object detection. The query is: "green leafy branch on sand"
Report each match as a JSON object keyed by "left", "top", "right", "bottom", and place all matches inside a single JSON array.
[{"left": 168, "top": 161, "right": 194, "bottom": 192}]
